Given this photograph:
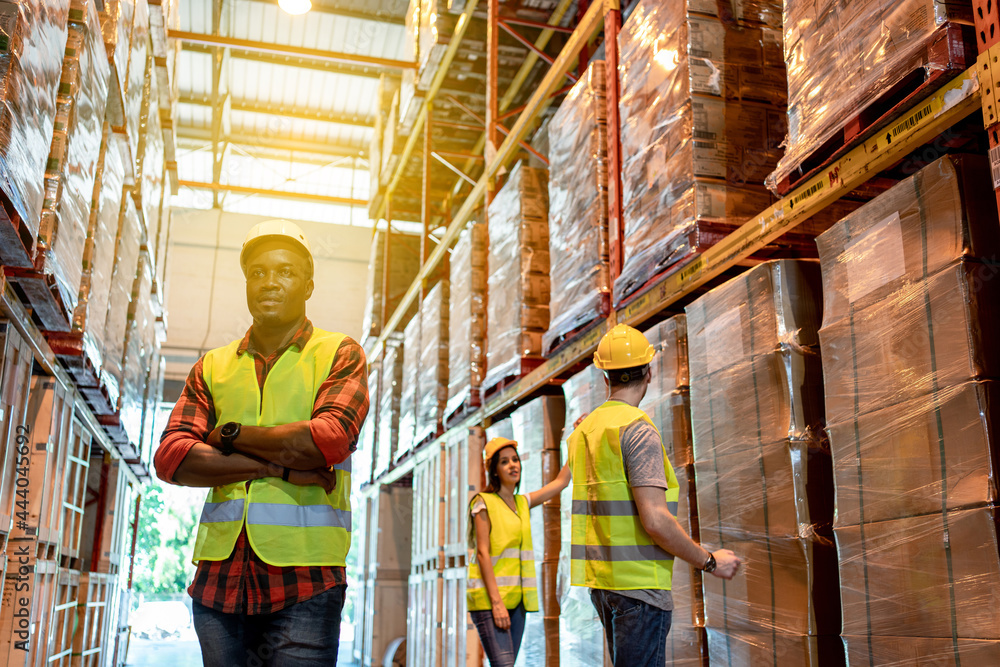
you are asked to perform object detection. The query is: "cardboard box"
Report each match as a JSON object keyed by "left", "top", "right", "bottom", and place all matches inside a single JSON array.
[
  {"left": 691, "top": 347, "right": 826, "bottom": 459},
  {"left": 820, "top": 260, "right": 1000, "bottom": 424},
  {"left": 643, "top": 388, "right": 693, "bottom": 468},
  {"left": 817, "top": 156, "right": 1000, "bottom": 325},
  {"left": 830, "top": 380, "right": 1000, "bottom": 527},
  {"left": 701, "top": 529, "right": 841, "bottom": 636},
  {"left": 695, "top": 437, "right": 835, "bottom": 538},
  {"left": 688, "top": 260, "right": 823, "bottom": 379},
  {"left": 707, "top": 630, "right": 845, "bottom": 667},
  {"left": 667, "top": 625, "right": 708, "bottom": 666},
  {"left": 835, "top": 506, "right": 1000, "bottom": 639},
  {"left": 644, "top": 314, "right": 690, "bottom": 390},
  {"left": 843, "top": 635, "right": 1000, "bottom": 667}
]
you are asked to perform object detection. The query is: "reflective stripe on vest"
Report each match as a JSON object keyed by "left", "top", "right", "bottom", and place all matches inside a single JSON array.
[
  {"left": 191, "top": 328, "right": 354, "bottom": 567},
  {"left": 466, "top": 493, "right": 539, "bottom": 612},
  {"left": 567, "top": 401, "right": 680, "bottom": 591}
]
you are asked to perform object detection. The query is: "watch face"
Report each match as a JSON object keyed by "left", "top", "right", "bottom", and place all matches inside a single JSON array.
[{"left": 221, "top": 422, "right": 239, "bottom": 439}]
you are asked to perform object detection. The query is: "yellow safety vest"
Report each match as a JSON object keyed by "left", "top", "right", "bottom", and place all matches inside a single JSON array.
[
  {"left": 191, "top": 328, "right": 353, "bottom": 567},
  {"left": 567, "top": 400, "right": 679, "bottom": 590},
  {"left": 467, "top": 493, "right": 539, "bottom": 612}
]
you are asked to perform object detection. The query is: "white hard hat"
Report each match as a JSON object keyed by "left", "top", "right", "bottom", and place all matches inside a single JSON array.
[{"left": 240, "top": 219, "right": 313, "bottom": 277}]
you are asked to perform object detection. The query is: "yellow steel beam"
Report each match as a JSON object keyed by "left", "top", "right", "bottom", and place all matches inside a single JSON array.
[
  {"left": 178, "top": 180, "right": 367, "bottom": 206},
  {"left": 369, "top": 0, "right": 608, "bottom": 360}
]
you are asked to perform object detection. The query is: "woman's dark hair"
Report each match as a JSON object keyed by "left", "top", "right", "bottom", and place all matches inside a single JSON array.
[{"left": 468, "top": 445, "right": 521, "bottom": 549}]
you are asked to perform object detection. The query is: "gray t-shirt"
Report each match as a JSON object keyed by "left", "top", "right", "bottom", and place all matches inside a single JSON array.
[{"left": 609, "top": 419, "right": 673, "bottom": 612}]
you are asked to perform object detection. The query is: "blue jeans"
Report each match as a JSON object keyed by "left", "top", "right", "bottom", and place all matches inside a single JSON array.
[
  {"left": 590, "top": 589, "right": 672, "bottom": 667},
  {"left": 192, "top": 585, "right": 344, "bottom": 666},
  {"left": 469, "top": 603, "right": 527, "bottom": 667}
]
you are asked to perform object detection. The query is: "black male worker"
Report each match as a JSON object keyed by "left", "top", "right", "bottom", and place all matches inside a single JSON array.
[
  {"left": 154, "top": 219, "right": 369, "bottom": 666},
  {"left": 544, "top": 324, "right": 741, "bottom": 666}
]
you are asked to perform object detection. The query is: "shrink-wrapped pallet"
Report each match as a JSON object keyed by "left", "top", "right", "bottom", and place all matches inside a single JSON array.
[
  {"left": 97, "top": 0, "right": 133, "bottom": 103},
  {"left": 511, "top": 396, "right": 565, "bottom": 667},
  {"left": 375, "top": 339, "right": 403, "bottom": 478},
  {"left": 442, "top": 425, "right": 483, "bottom": 563},
  {"left": 36, "top": 2, "right": 110, "bottom": 312},
  {"left": 484, "top": 163, "right": 550, "bottom": 391},
  {"left": 616, "top": 0, "right": 787, "bottom": 305},
  {"left": 356, "top": 365, "right": 379, "bottom": 488},
  {"left": 415, "top": 0, "right": 455, "bottom": 89},
  {"left": 101, "top": 186, "right": 142, "bottom": 397},
  {"left": 640, "top": 316, "right": 693, "bottom": 466},
  {"left": 397, "top": 314, "right": 421, "bottom": 460},
  {"left": 136, "top": 51, "right": 164, "bottom": 250},
  {"left": 121, "top": 0, "right": 146, "bottom": 154},
  {"left": 119, "top": 251, "right": 153, "bottom": 449},
  {"left": 687, "top": 259, "right": 840, "bottom": 660},
  {"left": 544, "top": 61, "right": 610, "bottom": 354},
  {"left": 361, "top": 230, "right": 421, "bottom": 345},
  {"left": 0, "top": 0, "right": 69, "bottom": 255},
  {"left": 416, "top": 280, "right": 448, "bottom": 443},
  {"left": 446, "top": 223, "right": 487, "bottom": 418},
  {"left": 769, "top": 0, "right": 974, "bottom": 192}
]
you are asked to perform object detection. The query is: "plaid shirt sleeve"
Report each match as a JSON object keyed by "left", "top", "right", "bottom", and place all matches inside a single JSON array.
[
  {"left": 154, "top": 357, "right": 216, "bottom": 484},
  {"left": 309, "top": 337, "right": 369, "bottom": 466}
]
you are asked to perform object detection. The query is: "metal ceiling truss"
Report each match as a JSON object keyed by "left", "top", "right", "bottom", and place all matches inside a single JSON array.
[
  {"left": 176, "top": 127, "right": 366, "bottom": 159},
  {"left": 240, "top": 0, "right": 405, "bottom": 25},
  {"left": 178, "top": 93, "right": 374, "bottom": 129}
]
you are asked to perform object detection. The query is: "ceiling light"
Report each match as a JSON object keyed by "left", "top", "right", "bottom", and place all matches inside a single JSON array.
[{"left": 279, "top": 0, "right": 311, "bottom": 15}]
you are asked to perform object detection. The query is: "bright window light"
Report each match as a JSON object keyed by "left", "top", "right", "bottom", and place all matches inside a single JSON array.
[{"left": 278, "top": 0, "right": 311, "bottom": 15}]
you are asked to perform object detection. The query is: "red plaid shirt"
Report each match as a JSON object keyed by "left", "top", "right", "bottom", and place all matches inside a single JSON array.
[{"left": 154, "top": 319, "right": 369, "bottom": 615}]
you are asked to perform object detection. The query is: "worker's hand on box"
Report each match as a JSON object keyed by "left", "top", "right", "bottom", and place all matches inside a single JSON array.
[
  {"left": 710, "top": 549, "right": 741, "bottom": 580},
  {"left": 287, "top": 467, "right": 338, "bottom": 493}
]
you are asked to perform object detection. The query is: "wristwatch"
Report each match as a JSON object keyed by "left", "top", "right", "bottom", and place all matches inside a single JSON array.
[
  {"left": 219, "top": 421, "right": 241, "bottom": 456},
  {"left": 702, "top": 553, "right": 717, "bottom": 574}
]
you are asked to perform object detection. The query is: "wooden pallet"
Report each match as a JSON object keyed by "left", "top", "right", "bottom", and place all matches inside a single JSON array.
[
  {"left": 0, "top": 192, "right": 35, "bottom": 268},
  {"left": 773, "top": 23, "right": 977, "bottom": 196},
  {"left": 78, "top": 378, "right": 118, "bottom": 417},
  {"left": 26, "top": 558, "right": 59, "bottom": 667},
  {"left": 444, "top": 390, "right": 481, "bottom": 429},
  {"left": 2, "top": 267, "right": 73, "bottom": 332},
  {"left": 481, "top": 356, "right": 545, "bottom": 405},
  {"left": 543, "top": 305, "right": 610, "bottom": 357},
  {"left": 43, "top": 331, "right": 102, "bottom": 389}
]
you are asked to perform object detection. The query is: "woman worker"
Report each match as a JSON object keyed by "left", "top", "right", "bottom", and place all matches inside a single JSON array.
[{"left": 467, "top": 437, "right": 571, "bottom": 667}]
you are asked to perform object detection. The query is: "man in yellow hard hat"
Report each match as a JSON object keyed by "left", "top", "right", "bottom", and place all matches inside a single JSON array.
[
  {"left": 155, "top": 219, "right": 369, "bottom": 665},
  {"left": 560, "top": 323, "right": 741, "bottom": 667}
]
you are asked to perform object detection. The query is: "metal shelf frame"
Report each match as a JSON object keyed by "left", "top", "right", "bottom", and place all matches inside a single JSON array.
[{"left": 363, "top": 0, "right": 1000, "bottom": 489}]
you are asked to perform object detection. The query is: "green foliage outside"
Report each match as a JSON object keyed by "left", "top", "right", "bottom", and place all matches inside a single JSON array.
[{"left": 133, "top": 480, "right": 201, "bottom": 598}]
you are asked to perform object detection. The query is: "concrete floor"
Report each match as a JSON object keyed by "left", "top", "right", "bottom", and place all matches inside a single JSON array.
[{"left": 124, "top": 637, "right": 358, "bottom": 666}]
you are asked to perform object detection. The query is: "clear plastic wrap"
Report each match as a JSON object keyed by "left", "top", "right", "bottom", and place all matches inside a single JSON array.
[
  {"left": 829, "top": 380, "right": 1000, "bottom": 528},
  {"left": 375, "top": 339, "right": 403, "bottom": 478},
  {"left": 768, "top": 0, "right": 975, "bottom": 192},
  {"left": 816, "top": 155, "right": 1000, "bottom": 327},
  {"left": 0, "top": 0, "right": 69, "bottom": 233},
  {"left": 361, "top": 230, "right": 422, "bottom": 345},
  {"left": 416, "top": 280, "right": 449, "bottom": 444},
  {"left": 442, "top": 425, "right": 482, "bottom": 562},
  {"left": 101, "top": 184, "right": 142, "bottom": 394},
  {"left": 398, "top": 313, "right": 421, "bottom": 461},
  {"left": 38, "top": 6, "right": 110, "bottom": 316},
  {"left": 485, "top": 163, "right": 550, "bottom": 390},
  {"left": 355, "top": 365, "right": 379, "bottom": 487},
  {"left": 616, "top": 0, "right": 787, "bottom": 305},
  {"left": 707, "top": 629, "right": 845, "bottom": 666},
  {"left": 120, "top": 250, "right": 152, "bottom": 445},
  {"left": 75, "top": 125, "right": 124, "bottom": 367},
  {"left": 446, "top": 223, "right": 487, "bottom": 417},
  {"left": 416, "top": 0, "right": 455, "bottom": 89},
  {"left": 122, "top": 0, "right": 147, "bottom": 154},
  {"left": 99, "top": 0, "right": 133, "bottom": 97},
  {"left": 820, "top": 260, "right": 1000, "bottom": 425},
  {"left": 137, "top": 53, "right": 164, "bottom": 250},
  {"left": 835, "top": 506, "right": 1000, "bottom": 639},
  {"left": 639, "top": 317, "right": 693, "bottom": 468},
  {"left": 544, "top": 61, "right": 610, "bottom": 354},
  {"left": 511, "top": 396, "right": 565, "bottom": 667}
]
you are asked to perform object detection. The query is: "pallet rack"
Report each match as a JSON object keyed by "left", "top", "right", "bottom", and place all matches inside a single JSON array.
[{"left": 364, "top": 0, "right": 1000, "bottom": 479}]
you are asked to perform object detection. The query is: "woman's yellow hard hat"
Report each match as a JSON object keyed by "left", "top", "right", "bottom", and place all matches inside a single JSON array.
[{"left": 483, "top": 437, "right": 518, "bottom": 465}]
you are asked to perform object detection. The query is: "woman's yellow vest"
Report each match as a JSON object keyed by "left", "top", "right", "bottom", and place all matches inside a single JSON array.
[
  {"left": 467, "top": 493, "right": 539, "bottom": 612},
  {"left": 567, "top": 400, "right": 680, "bottom": 590},
  {"left": 191, "top": 328, "right": 353, "bottom": 567}
]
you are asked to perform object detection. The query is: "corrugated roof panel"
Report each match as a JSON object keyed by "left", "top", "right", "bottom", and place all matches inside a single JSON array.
[
  {"left": 180, "top": 0, "right": 213, "bottom": 33},
  {"left": 177, "top": 147, "right": 215, "bottom": 183},
  {"left": 178, "top": 50, "right": 213, "bottom": 97},
  {"left": 177, "top": 103, "right": 213, "bottom": 130}
]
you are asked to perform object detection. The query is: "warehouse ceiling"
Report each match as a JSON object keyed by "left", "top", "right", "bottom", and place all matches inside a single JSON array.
[{"left": 170, "top": 0, "right": 578, "bottom": 228}]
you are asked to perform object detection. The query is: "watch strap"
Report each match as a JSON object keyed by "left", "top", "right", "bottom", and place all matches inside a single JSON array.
[{"left": 282, "top": 467, "right": 291, "bottom": 482}]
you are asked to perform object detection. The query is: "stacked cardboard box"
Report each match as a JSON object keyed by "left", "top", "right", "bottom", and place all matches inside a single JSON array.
[
  {"left": 558, "top": 365, "right": 609, "bottom": 667},
  {"left": 415, "top": 0, "right": 456, "bottom": 90},
  {"left": 446, "top": 222, "right": 487, "bottom": 418},
  {"left": 416, "top": 280, "right": 449, "bottom": 443},
  {"left": 815, "top": 155, "right": 1000, "bottom": 662},
  {"left": 363, "top": 485, "right": 412, "bottom": 667},
  {"left": 615, "top": 0, "right": 787, "bottom": 305},
  {"left": 441, "top": 425, "right": 483, "bottom": 564},
  {"left": 368, "top": 74, "right": 400, "bottom": 214},
  {"left": 398, "top": 313, "right": 421, "bottom": 461},
  {"left": 361, "top": 230, "right": 421, "bottom": 347},
  {"left": 544, "top": 61, "right": 610, "bottom": 355},
  {"left": 510, "top": 396, "right": 565, "bottom": 667},
  {"left": 0, "top": 0, "right": 69, "bottom": 267},
  {"left": 769, "top": 0, "right": 974, "bottom": 191},
  {"left": 356, "top": 364, "right": 379, "bottom": 488},
  {"left": 687, "top": 259, "right": 842, "bottom": 666},
  {"left": 36, "top": 0, "right": 110, "bottom": 315},
  {"left": 639, "top": 315, "right": 706, "bottom": 664},
  {"left": 484, "top": 163, "right": 550, "bottom": 391},
  {"left": 375, "top": 339, "right": 403, "bottom": 478},
  {"left": 399, "top": 0, "right": 423, "bottom": 135}
]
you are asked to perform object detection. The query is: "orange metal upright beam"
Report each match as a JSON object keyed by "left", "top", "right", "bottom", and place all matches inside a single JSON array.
[
  {"left": 973, "top": 0, "right": 1000, "bottom": 215},
  {"left": 604, "top": 4, "right": 625, "bottom": 280},
  {"left": 486, "top": 0, "right": 501, "bottom": 196}
]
